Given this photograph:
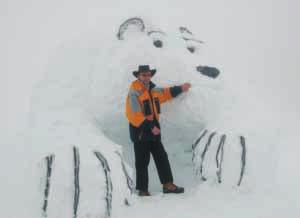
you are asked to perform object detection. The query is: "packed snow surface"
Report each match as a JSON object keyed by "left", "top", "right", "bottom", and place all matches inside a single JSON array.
[{"left": 1, "top": 1, "right": 299, "bottom": 218}]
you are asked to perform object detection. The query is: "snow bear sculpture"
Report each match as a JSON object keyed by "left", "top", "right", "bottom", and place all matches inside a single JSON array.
[{"left": 29, "top": 17, "right": 275, "bottom": 218}]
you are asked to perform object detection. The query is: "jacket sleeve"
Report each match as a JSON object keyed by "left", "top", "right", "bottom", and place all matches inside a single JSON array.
[
  {"left": 126, "top": 89, "right": 155, "bottom": 130},
  {"left": 155, "top": 85, "right": 183, "bottom": 104}
]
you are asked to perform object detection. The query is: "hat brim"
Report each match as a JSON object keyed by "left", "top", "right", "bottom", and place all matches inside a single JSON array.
[{"left": 133, "top": 69, "right": 156, "bottom": 78}]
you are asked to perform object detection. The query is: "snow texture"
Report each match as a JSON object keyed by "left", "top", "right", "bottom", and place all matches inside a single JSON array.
[{"left": 1, "top": 1, "right": 300, "bottom": 218}]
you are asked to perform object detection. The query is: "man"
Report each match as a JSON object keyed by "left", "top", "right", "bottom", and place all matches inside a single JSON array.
[{"left": 125, "top": 65, "right": 191, "bottom": 196}]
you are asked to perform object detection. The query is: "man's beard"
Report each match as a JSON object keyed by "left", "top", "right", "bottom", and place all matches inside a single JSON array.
[
  {"left": 144, "top": 81, "right": 150, "bottom": 87},
  {"left": 140, "top": 79, "right": 150, "bottom": 87}
]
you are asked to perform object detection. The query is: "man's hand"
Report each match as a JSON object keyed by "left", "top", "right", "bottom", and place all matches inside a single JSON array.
[
  {"left": 181, "top": 83, "right": 191, "bottom": 92},
  {"left": 146, "top": 115, "right": 153, "bottom": 121},
  {"left": 152, "top": 126, "right": 161, "bottom": 135}
]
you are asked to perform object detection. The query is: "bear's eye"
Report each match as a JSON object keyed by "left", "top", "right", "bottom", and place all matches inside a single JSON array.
[
  {"left": 179, "top": 26, "right": 204, "bottom": 53},
  {"left": 148, "top": 30, "right": 166, "bottom": 48},
  {"left": 153, "top": 39, "right": 163, "bottom": 48},
  {"left": 184, "top": 38, "right": 204, "bottom": 53}
]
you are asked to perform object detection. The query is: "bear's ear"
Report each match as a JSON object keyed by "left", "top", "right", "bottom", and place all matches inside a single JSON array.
[
  {"left": 147, "top": 30, "right": 166, "bottom": 48},
  {"left": 117, "top": 17, "right": 146, "bottom": 40}
]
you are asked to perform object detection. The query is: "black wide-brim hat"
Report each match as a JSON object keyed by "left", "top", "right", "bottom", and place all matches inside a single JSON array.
[{"left": 133, "top": 65, "right": 156, "bottom": 78}]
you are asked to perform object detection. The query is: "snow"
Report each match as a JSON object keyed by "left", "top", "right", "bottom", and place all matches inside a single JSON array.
[{"left": 1, "top": 0, "right": 300, "bottom": 218}]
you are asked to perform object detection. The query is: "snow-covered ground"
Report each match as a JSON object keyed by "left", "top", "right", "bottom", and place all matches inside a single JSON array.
[{"left": 1, "top": 1, "right": 300, "bottom": 218}]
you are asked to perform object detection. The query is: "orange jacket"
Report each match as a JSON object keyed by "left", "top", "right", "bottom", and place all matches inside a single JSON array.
[{"left": 126, "top": 79, "right": 182, "bottom": 142}]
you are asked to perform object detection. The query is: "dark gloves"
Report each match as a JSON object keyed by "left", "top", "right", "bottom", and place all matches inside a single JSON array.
[{"left": 170, "top": 85, "right": 183, "bottom": 98}]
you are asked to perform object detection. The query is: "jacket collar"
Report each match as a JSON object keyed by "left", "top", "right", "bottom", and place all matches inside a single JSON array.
[{"left": 135, "top": 79, "right": 156, "bottom": 91}]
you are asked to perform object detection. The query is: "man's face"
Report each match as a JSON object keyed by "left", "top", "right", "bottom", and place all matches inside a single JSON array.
[{"left": 137, "top": 71, "right": 152, "bottom": 85}]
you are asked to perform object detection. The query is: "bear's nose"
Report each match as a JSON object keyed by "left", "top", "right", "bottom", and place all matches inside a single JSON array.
[{"left": 196, "top": 66, "right": 220, "bottom": 79}]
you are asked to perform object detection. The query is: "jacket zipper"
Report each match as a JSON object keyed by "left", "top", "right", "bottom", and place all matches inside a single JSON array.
[{"left": 148, "top": 88, "right": 157, "bottom": 121}]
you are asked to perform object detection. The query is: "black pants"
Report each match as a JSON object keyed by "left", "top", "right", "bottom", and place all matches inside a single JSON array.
[{"left": 133, "top": 140, "right": 173, "bottom": 191}]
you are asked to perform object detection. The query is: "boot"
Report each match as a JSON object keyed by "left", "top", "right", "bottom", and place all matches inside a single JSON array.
[
  {"left": 138, "top": 190, "right": 151, "bottom": 196},
  {"left": 163, "top": 182, "right": 184, "bottom": 194}
]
